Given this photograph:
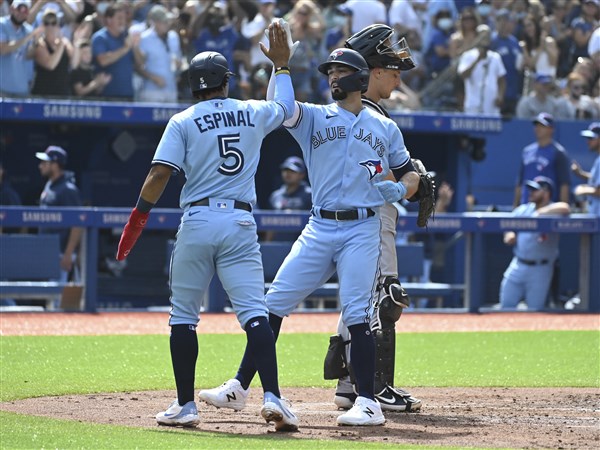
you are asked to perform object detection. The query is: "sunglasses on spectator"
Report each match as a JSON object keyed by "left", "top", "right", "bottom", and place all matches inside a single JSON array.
[
  {"left": 572, "top": 85, "right": 585, "bottom": 90},
  {"left": 44, "top": 21, "right": 58, "bottom": 26},
  {"left": 462, "top": 16, "right": 476, "bottom": 20},
  {"left": 297, "top": 10, "right": 310, "bottom": 16}
]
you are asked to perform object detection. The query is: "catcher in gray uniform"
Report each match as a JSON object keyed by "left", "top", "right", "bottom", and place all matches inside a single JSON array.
[{"left": 324, "top": 24, "right": 435, "bottom": 412}]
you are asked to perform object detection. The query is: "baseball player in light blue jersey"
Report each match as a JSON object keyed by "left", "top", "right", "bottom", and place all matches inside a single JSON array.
[
  {"left": 500, "top": 176, "right": 570, "bottom": 310},
  {"left": 573, "top": 122, "right": 600, "bottom": 217},
  {"left": 200, "top": 47, "right": 420, "bottom": 427},
  {"left": 116, "top": 23, "right": 299, "bottom": 432}
]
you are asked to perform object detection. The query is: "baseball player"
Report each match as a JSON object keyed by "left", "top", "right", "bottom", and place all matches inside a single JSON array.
[
  {"left": 500, "top": 176, "right": 570, "bottom": 310},
  {"left": 200, "top": 46, "right": 420, "bottom": 426},
  {"left": 328, "top": 23, "right": 423, "bottom": 413},
  {"left": 573, "top": 122, "right": 600, "bottom": 217},
  {"left": 116, "top": 23, "right": 299, "bottom": 431}
]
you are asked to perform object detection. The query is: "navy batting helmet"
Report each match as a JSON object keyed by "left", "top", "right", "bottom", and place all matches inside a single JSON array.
[
  {"left": 345, "top": 24, "right": 416, "bottom": 71},
  {"left": 318, "top": 48, "right": 370, "bottom": 93},
  {"left": 188, "top": 51, "right": 234, "bottom": 93}
]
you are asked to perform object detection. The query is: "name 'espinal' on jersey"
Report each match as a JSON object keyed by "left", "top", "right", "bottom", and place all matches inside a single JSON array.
[{"left": 194, "top": 110, "right": 256, "bottom": 133}]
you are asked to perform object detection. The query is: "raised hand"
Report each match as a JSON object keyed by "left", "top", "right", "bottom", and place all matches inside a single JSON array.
[{"left": 259, "top": 22, "right": 290, "bottom": 68}]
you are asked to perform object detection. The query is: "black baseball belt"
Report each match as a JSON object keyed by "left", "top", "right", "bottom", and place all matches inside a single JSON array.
[
  {"left": 517, "top": 258, "right": 549, "bottom": 266},
  {"left": 190, "top": 198, "right": 252, "bottom": 212},
  {"left": 317, "top": 208, "right": 375, "bottom": 221}
]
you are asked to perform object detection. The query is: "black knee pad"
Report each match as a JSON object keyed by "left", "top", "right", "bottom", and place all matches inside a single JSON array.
[
  {"left": 382, "top": 276, "right": 410, "bottom": 309},
  {"left": 378, "top": 295, "right": 403, "bottom": 328}
]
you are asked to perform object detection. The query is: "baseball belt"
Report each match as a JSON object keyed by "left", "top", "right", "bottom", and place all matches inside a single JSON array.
[
  {"left": 318, "top": 208, "right": 375, "bottom": 221},
  {"left": 190, "top": 198, "right": 252, "bottom": 212}
]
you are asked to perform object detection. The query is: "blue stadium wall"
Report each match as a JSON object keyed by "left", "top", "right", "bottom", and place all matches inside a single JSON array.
[{"left": 1, "top": 100, "right": 594, "bottom": 306}]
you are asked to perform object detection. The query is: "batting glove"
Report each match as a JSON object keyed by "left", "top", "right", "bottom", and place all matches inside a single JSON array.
[
  {"left": 374, "top": 180, "right": 408, "bottom": 203},
  {"left": 265, "top": 18, "right": 300, "bottom": 57},
  {"left": 116, "top": 208, "right": 149, "bottom": 261}
]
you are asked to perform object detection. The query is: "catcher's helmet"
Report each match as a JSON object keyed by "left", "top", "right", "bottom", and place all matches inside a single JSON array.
[
  {"left": 188, "top": 51, "right": 234, "bottom": 93},
  {"left": 345, "top": 24, "right": 416, "bottom": 71},
  {"left": 317, "top": 48, "right": 370, "bottom": 93}
]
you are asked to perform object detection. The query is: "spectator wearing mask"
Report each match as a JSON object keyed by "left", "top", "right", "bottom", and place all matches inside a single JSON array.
[
  {"left": 134, "top": 5, "right": 181, "bottom": 103},
  {"left": 91, "top": 3, "right": 139, "bottom": 99},
  {"left": 457, "top": 24, "right": 506, "bottom": 115},
  {"left": 0, "top": 0, "right": 42, "bottom": 96},
  {"left": 424, "top": 9, "right": 454, "bottom": 79}
]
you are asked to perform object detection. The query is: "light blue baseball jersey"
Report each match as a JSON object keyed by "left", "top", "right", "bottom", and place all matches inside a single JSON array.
[
  {"left": 153, "top": 97, "right": 288, "bottom": 208},
  {"left": 513, "top": 202, "right": 560, "bottom": 261},
  {"left": 589, "top": 155, "right": 600, "bottom": 217},
  {"left": 285, "top": 102, "right": 411, "bottom": 210}
]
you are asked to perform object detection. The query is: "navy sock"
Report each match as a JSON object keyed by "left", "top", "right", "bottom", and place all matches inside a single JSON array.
[
  {"left": 238, "top": 315, "right": 281, "bottom": 397},
  {"left": 170, "top": 324, "right": 198, "bottom": 405},
  {"left": 235, "top": 313, "right": 283, "bottom": 389},
  {"left": 348, "top": 323, "right": 375, "bottom": 400}
]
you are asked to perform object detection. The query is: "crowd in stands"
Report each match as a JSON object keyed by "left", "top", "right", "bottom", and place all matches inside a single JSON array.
[{"left": 1, "top": 0, "right": 600, "bottom": 117}]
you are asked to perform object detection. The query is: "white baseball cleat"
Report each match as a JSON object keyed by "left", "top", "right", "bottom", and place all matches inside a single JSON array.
[
  {"left": 198, "top": 379, "right": 249, "bottom": 411},
  {"left": 156, "top": 400, "right": 200, "bottom": 427},
  {"left": 261, "top": 391, "right": 299, "bottom": 432},
  {"left": 336, "top": 396, "right": 385, "bottom": 426}
]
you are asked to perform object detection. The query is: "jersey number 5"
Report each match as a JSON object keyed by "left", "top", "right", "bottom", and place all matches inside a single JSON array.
[{"left": 217, "top": 133, "right": 244, "bottom": 176}]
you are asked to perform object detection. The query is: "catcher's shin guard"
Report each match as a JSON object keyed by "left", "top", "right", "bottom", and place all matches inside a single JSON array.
[{"left": 374, "top": 327, "right": 396, "bottom": 391}]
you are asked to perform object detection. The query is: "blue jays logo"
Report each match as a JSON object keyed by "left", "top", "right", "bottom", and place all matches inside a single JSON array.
[{"left": 359, "top": 159, "right": 384, "bottom": 180}]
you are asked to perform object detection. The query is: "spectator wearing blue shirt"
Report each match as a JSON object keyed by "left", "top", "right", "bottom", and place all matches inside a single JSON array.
[
  {"left": 134, "top": 5, "right": 181, "bottom": 103},
  {"left": 491, "top": 9, "right": 523, "bottom": 116},
  {"left": 514, "top": 112, "right": 572, "bottom": 206},
  {"left": 0, "top": 0, "right": 41, "bottom": 96},
  {"left": 92, "top": 3, "right": 139, "bottom": 99},
  {"left": 424, "top": 9, "right": 454, "bottom": 78}
]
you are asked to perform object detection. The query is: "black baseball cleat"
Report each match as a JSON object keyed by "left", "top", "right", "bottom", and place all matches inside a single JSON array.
[{"left": 375, "top": 385, "right": 422, "bottom": 412}]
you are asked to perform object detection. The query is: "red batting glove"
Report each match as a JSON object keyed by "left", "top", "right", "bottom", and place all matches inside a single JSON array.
[{"left": 116, "top": 208, "right": 149, "bottom": 261}]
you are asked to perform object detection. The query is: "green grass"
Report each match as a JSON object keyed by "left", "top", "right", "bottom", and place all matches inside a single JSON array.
[
  {"left": 1, "top": 331, "right": 598, "bottom": 402},
  {"left": 1, "top": 330, "right": 598, "bottom": 449}
]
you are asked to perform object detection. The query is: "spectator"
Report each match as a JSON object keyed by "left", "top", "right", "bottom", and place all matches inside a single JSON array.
[
  {"left": 514, "top": 112, "right": 572, "bottom": 206},
  {"left": 573, "top": 121, "right": 600, "bottom": 216},
  {"left": 70, "top": 39, "right": 111, "bottom": 97},
  {"left": 343, "top": 0, "right": 387, "bottom": 34},
  {"left": 31, "top": 9, "right": 79, "bottom": 97},
  {"left": 500, "top": 176, "right": 570, "bottom": 311},
  {"left": 588, "top": 22, "right": 600, "bottom": 71},
  {"left": 564, "top": 0, "right": 599, "bottom": 75},
  {"left": 241, "top": 0, "right": 276, "bottom": 68},
  {"left": 91, "top": 3, "right": 139, "bottom": 100},
  {"left": 457, "top": 24, "right": 507, "bottom": 115},
  {"left": 543, "top": 0, "right": 573, "bottom": 70},
  {"left": 563, "top": 71, "right": 600, "bottom": 118},
  {"left": 133, "top": 5, "right": 181, "bottom": 103},
  {"left": 27, "top": 0, "right": 83, "bottom": 30},
  {"left": 424, "top": 8, "right": 454, "bottom": 80},
  {"left": 36, "top": 146, "right": 83, "bottom": 288},
  {"left": 0, "top": 0, "right": 42, "bottom": 96},
  {"left": 520, "top": 13, "right": 559, "bottom": 93},
  {"left": 490, "top": 9, "right": 524, "bottom": 116},
  {"left": 516, "top": 73, "right": 575, "bottom": 118},
  {"left": 285, "top": 0, "right": 324, "bottom": 102},
  {"left": 449, "top": 6, "right": 480, "bottom": 60},
  {"left": 264, "top": 156, "right": 312, "bottom": 242},
  {"left": 388, "top": 0, "right": 422, "bottom": 40}
]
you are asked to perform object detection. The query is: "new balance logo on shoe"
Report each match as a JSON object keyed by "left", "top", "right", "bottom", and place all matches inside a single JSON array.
[
  {"left": 364, "top": 407, "right": 374, "bottom": 418},
  {"left": 226, "top": 393, "right": 236, "bottom": 402}
]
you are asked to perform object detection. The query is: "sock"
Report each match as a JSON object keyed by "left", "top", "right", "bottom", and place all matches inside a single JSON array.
[
  {"left": 348, "top": 323, "right": 375, "bottom": 400},
  {"left": 244, "top": 315, "right": 280, "bottom": 398},
  {"left": 235, "top": 313, "right": 283, "bottom": 389},
  {"left": 170, "top": 324, "right": 198, "bottom": 405}
]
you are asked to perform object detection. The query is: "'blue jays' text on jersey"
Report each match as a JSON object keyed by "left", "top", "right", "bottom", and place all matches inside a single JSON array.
[
  {"left": 285, "top": 102, "right": 411, "bottom": 210},
  {"left": 152, "top": 97, "right": 287, "bottom": 208}
]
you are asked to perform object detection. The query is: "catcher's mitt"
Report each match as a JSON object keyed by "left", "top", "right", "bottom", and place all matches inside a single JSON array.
[{"left": 408, "top": 158, "right": 436, "bottom": 228}]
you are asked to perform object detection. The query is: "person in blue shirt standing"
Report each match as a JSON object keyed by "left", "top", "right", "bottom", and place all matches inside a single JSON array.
[
  {"left": 91, "top": 3, "right": 138, "bottom": 99},
  {"left": 490, "top": 9, "right": 523, "bottom": 116},
  {"left": 500, "top": 176, "right": 570, "bottom": 310},
  {"left": 514, "top": 112, "right": 571, "bottom": 206},
  {"left": 573, "top": 122, "right": 600, "bottom": 216}
]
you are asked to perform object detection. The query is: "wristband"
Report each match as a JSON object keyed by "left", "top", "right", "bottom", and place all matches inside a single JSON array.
[
  {"left": 275, "top": 66, "right": 290, "bottom": 75},
  {"left": 136, "top": 197, "right": 155, "bottom": 213}
]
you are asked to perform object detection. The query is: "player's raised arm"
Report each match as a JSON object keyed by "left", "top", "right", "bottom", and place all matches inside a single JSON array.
[{"left": 260, "top": 22, "right": 295, "bottom": 121}]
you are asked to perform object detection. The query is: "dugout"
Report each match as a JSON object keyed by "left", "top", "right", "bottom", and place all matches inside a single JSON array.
[{"left": 1, "top": 98, "right": 596, "bottom": 309}]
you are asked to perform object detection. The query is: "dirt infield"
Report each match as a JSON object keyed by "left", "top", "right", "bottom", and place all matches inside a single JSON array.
[{"left": 1, "top": 312, "right": 599, "bottom": 448}]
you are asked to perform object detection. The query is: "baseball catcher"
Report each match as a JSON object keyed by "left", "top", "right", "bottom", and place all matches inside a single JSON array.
[{"left": 323, "top": 24, "right": 435, "bottom": 412}]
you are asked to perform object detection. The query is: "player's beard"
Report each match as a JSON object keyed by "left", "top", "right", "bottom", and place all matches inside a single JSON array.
[{"left": 332, "top": 90, "right": 348, "bottom": 101}]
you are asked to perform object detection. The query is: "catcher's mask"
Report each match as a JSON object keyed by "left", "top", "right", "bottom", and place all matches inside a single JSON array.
[
  {"left": 345, "top": 24, "right": 416, "bottom": 71},
  {"left": 318, "top": 48, "right": 370, "bottom": 93},
  {"left": 188, "top": 51, "right": 234, "bottom": 94}
]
